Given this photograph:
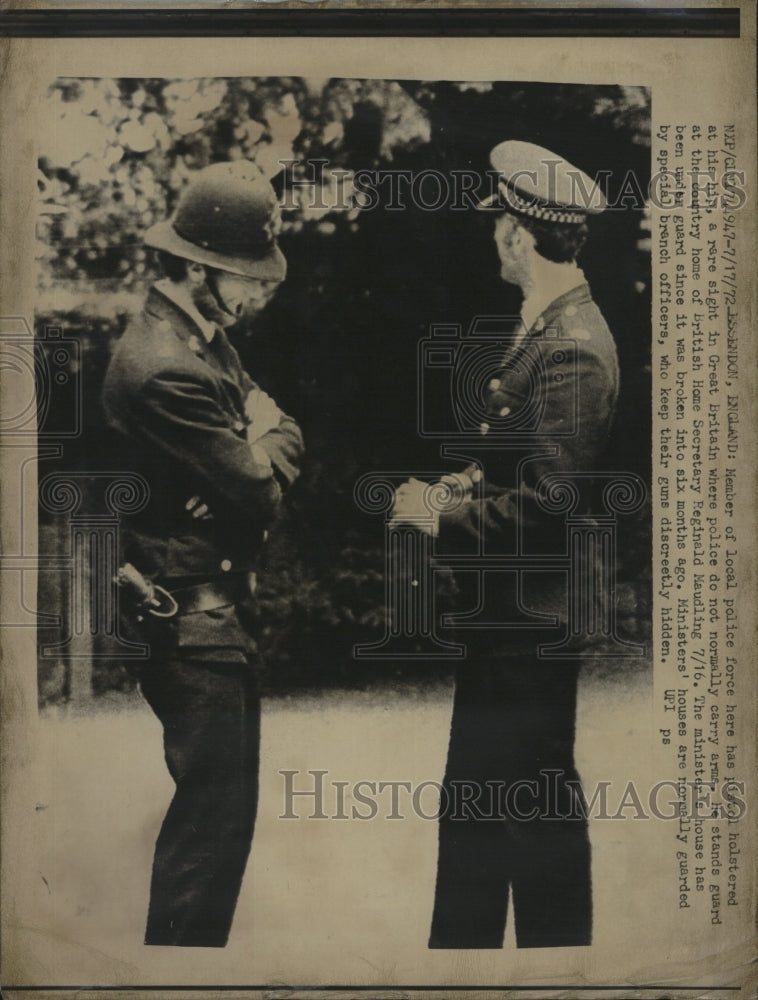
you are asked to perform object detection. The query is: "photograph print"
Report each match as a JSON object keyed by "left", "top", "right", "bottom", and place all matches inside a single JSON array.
[{"left": 29, "top": 74, "right": 653, "bottom": 982}]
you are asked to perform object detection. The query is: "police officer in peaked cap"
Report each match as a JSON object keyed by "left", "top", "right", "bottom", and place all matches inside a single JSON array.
[
  {"left": 393, "top": 141, "right": 621, "bottom": 949},
  {"left": 103, "top": 161, "right": 303, "bottom": 947}
]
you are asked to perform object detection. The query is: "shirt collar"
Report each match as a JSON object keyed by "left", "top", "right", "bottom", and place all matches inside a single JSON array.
[
  {"left": 154, "top": 278, "right": 218, "bottom": 344},
  {"left": 520, "top": 262, "right": 586, "bottom": 333}
]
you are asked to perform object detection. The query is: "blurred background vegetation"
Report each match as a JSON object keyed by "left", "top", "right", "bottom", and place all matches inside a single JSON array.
[{"left": 36, "top": 77, "right": 652, "bottom": 704}]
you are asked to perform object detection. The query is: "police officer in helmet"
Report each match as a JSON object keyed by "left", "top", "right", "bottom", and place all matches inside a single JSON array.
[{"left": 103, "top": 161, "right": 303, "bottom": 947}]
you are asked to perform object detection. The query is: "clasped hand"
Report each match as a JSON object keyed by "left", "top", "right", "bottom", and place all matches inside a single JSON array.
[
  {"left": 184, "top": 389, "right": 283, "bottom": 521},
  {"left": 245, "top": 387, "right": 283, "bottom": 442},
  {"left": 389, "top": 472, "right": 476, "bottom": 535}
]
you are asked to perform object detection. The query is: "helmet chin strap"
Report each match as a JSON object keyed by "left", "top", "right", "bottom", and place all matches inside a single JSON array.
[{"left": 191, "top": 270, "right": 238, "bottom": 328}]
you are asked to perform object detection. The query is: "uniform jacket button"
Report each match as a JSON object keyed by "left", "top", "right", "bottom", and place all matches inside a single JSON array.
[
  {"left": 488, "top": 378, "right": 501, "bottom": 391},
  {"left": 220, "top": 559, "right": 232, "bottom": 572}
]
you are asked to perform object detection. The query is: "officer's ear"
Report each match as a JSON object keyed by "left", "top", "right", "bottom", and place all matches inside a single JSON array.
[
  {"left": 186, "top": 261, "right": 207, "bottom": 286},
  {"left": 494, "top": 212, "right": 527, "bottom": 253},
  {"left": 509, "top": 221, "right": 534, "bottom": 253}
]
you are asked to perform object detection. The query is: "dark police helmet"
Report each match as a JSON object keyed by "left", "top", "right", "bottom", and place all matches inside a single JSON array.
[{"left": 144, "top": 161, "right": 287, "bottom": 282}]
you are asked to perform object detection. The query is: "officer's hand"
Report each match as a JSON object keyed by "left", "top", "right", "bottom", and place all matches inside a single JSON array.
[
  {"left": 245, "top": 387, "right": 284, "bottom": 441},
  {"left": 185, "top": 495, "right": 213, "bottom": 521},
  {"left": 249, "top": 442, "right": 273, "bottom": 470},
  {"left": 390, "top": 473, "right": 478, "bottom": 535},
  {"left": 390, "top": 478, "right": 438, "bottom": 535},
  {"left": 439, "top": 470, "right": 480, "bottom": 499}
]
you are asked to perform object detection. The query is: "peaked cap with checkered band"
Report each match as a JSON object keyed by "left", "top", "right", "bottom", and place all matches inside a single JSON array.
[{"left": 478, "top": 140, "right": 606, "bottom": 224}]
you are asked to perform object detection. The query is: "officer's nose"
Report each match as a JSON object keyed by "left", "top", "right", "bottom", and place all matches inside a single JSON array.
[{"left": 247, "top": 281, "right": 274, "bottom": 308}]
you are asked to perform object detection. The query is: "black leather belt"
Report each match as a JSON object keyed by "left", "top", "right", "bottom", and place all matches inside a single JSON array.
[{"left": 169, "top": 573, "right": 257, "bottom": 616}]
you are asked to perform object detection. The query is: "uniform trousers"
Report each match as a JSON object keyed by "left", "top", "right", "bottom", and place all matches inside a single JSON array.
[
  {"left": 138, "top": 638, "right": 261, "bottom": 948},
  {"left": 429, "top": 654, "right": 592, "bottom": 949}
]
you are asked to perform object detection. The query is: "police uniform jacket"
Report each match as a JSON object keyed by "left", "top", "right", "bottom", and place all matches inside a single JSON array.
[
  {"left": 103, "top": 284, "right": 303, "bottom": 592},
  {"left": 436, "top": 282, "right": 620, "bottom": 653}
]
